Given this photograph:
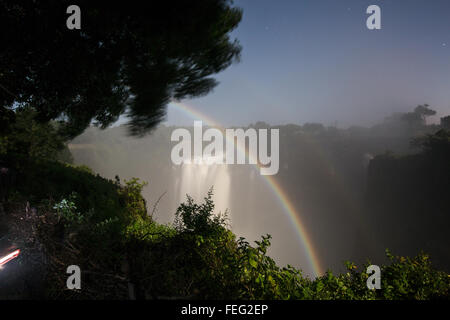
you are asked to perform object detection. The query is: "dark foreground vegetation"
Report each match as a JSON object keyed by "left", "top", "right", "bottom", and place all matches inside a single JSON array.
[
  {"left": 0, "top": 105, "right": 450, "bottom": 299},
  {"left": 0, "top": 156, "right": 449, "bottom": 299},
  {"left": 1, "top": 165, "right": 449, "bottom": 299}
]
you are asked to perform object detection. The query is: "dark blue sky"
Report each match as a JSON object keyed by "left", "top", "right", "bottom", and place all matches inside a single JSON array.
[{"left": 166, "top": 0, "right": 450, "bottom": 127}]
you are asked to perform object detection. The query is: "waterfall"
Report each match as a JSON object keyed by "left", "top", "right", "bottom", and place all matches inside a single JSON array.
[{"left": 174, "top": 156, "right": 231, "bottom": 217}]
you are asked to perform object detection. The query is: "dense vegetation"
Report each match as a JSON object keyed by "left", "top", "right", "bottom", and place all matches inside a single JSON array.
[
  {"left": 0, "top": 104, "right": 449, "bottom": 299},
  {"left": 1, "top": 154, "right": 449, "bottom": 299}
]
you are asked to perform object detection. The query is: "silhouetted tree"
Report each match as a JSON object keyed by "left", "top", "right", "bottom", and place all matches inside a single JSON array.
[
  {"left": 0, "top": 0, "right": 242, "bottom": 138},
  {"left": 401, "top": 104, "right": 436, "bottom": 127}
]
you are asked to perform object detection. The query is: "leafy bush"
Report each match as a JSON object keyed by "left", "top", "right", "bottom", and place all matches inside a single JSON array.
[
  {"left": 117, "top": 177, "right": 148, "bottom": 220},
  {"left": 174, "top": 188, "right": 228, "bottom": 235},
  {"left": 7, "top": 159, "right": 447, "bottom": 300},
  {"left": 123, "top": 191, "right": 450, "bottom": 300},
  {"left": 53, "top": 192, "right": 92, "bottom": 227},
  {"left": 1, "top": 155, "right": 128, "bottom": 223}
]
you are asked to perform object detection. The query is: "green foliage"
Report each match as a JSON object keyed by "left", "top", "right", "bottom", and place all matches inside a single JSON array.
[
  {"left": 174, "top": 188, "right": 228, "bottom": 235},
  {"left": 1, "top": 155, "right": 128, "bottom": 223},
  {"left": 125, "top": 216, "right": 175, "bottom": 242},
  {"left": 53, "top": 192, "right": 91, "bottom": 227},
  {"left": 1, "top": 106, "right": 70, "bottom": 161},
  {"left": 300, "top": 250, "right": 450, "bottom": 300},
  {"left": 71, "top": 164, "right": 95, "bottom": 175},
  {"left": 95, "top": 217, "right": 120, "bottom": 235},
  {"left": 122, "top": 191, "right": 450, "bottom": 300},
  {"left": 8, "top": 156, "right": 447, "bottom": 300},
  {"left": 380, "top": 250, "right": 450, "bottom": 300},
  {"left": 117, "top": 178, "right": 148, "bottom": 220},
  {"left": 232, "top": 235, "right": 299, "bottom": 299}
]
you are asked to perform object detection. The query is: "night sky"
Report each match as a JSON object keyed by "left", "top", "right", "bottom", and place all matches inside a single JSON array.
[{"left": 166, "top": 0, "right": 450, "bottom": 128}]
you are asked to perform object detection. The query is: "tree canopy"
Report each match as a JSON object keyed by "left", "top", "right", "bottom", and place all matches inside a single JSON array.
[
  {"left": 0, "top": 0, "right": 242, "bottom": 138},
  {"left": 400, "top": 104, "right": 436, "bottom": 127},
  {"left": 0, "top": 105, "right": 73, "bottom": 161}
]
